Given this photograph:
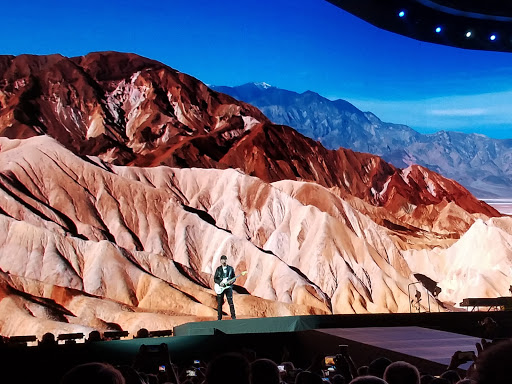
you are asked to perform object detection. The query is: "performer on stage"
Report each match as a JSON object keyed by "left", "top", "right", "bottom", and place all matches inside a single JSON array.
[{"left": 214, "top": 255, "right": 236, "bottom": 320}]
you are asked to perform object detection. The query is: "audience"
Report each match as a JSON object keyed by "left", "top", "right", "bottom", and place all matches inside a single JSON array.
[
  {"left": 331, "top": 374, "right": 347, "bottom": 384},
  {"left": 279, "top": 361, "right": 298, "bottom": 383},
  {"left": 420, "top": 374, "right": 435, "bottom": 384},
  {"left": 358, "top": 366, "right": 370, "bottom": 376},
  {"left": 349, "top": 376, "right": 387, "bottom": 384},
  {"left": 9, "top": 320, "right": 512, "bottom": 384},
  {"left": 116, "top": 365, "right": 146, "bottom": 384},
  {"left": 439, "top": 370, "right": 460, "bottom": 384},
  {"left": 205, "top": 352, "right": 250, "bottom": 384},
  {"left": 468, "top": 338, "right": 512, "bottom": 384},
  {"left": 251, "top": 358, "right": 280, "bottom": 384},
  {"left": 86, "top": 330, "right": 103, "bottom": 343},
  {"left": 135, "top": 328, "right": 150, "bottom": 339},
  {"left": 295, "top": 370, "right": 323, "bottom": 384},
  {"left": 39, "top": 332, "right": 57, "bottom": 347},
  {"left": 60, "top": 362, "right": 125, "bottom": 384},
  {"left": 383, "top": 361, "right": 420, "bottom": 384},
  {"left": 429, "top": 378, "right": 450, "bottom": 384},
  {"left": 368, "top": 357, "right": 392, "bottom": 379}
]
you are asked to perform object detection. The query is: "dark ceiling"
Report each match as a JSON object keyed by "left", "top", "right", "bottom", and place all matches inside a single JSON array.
[{"left": 327, "top": 0, "right": 512, "bottom": 52}]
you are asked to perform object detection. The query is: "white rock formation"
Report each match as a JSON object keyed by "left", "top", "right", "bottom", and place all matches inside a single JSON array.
[{"left": 0, "top": 135, "right": 509, "bottom": 338}]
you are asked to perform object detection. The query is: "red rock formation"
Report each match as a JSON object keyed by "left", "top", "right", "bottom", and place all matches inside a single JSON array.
[
  {"left": 0, "top": 52, "right": 498, "bottom": 225},
  {"left": 0, "top": 52, "right": 269, "bottom": 164}
]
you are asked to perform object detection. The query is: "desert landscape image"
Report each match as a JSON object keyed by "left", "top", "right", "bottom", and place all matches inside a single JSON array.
[{"left": 1, "top": 0, "right": 512, "bottom": 340}]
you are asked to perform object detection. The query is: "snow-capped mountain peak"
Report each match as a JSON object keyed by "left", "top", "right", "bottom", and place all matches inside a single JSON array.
[{"left": 254, "top": 82, "right": 272, "bottom": 89}]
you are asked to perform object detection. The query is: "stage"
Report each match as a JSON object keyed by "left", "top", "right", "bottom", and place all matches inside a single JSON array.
[
  {"left": 169, "top": 311, "right": 511, "bottom": 374},
  {"left": 173, "top": 310, "right": 512, "bottom": 338},
  {"left": 3, "top": 311, "right": 512, "bottom": 382}
]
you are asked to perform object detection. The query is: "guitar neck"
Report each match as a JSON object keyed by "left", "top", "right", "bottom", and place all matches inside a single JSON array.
[{"left": 220, "top": 271, "right": 247, "bottom": 285}]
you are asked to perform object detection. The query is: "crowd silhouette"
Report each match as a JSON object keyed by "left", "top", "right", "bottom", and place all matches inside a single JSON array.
[
  {"left": 53, "top": 334, "right": 512, "bottom": 384},
  {"left": 1, "top": 316, "right": 511, "bottom": 384}
]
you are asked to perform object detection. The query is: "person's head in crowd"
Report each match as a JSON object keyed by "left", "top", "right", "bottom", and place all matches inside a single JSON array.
[
  {"left": 349, "top": 376, "right": 387, "bottom": 384},
  {"left": 368, "top": 357, "right": 392, "bottom": 378},
  {"left": 430, "top": 378, "right": 450, "bottom": 384},
  {"left": 439, "top": 370, "right": 460, "bottom": 384},
  {"left": 40, "top": 332, "right": 56, "bottom": 346},
  {"left": 295, "top": 370, "right": 323, "bottom": 384},
  {"left": 358, "top": 366, "right": 370, "bottom": 376},
  {"left": 240, "top": 347, "right": 257, "bottom": 363},
  {"left": 157, "top": 370, "right": 172, "bottom": 384},
  {"left": 138, "top": 372, "right": 149, "bottom": 384},
  {"left": 116, "top": 365, "right": 146, "bottom": 384},
  {"left": 60, "top": 362, "right": 125, "bottom": 384},
  {"left": 279, "top": 361, "right": 297, "bottom": 383},
  {"left": 469, "top": 338, "right": 512, "bottom": 384},
  {"left": 135, "top": 328, "right": 149, "bottom": 339},
  {"left": 384, "top": 361, "right": 420, "bottom": 384},
  {"left": 479, "top": 317, "right": 498, "bottom": 339},
  {"left": 206, "top": 352, "right": 250, "bottom": 384},
  {"left": 420, "top": 374, "right": 435, "bottom": 384},
  {"left": 251, "top": 358, "right": 280, "bottom": 384},
  {"left": 281, "top": 361, "right": 296, "bottom": 372},
  {"left": 331, "top": 373, "right": 347, "bottom": 384},
  {"left": 87, "top": 330, "right": 102, "bottom": 343}
]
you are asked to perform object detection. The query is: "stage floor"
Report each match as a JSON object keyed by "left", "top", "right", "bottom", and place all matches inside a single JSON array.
[
  {"left": 170, "top": 311, "right": 510, "bottom": 373},
  {"left": 316, "top": 326, "right": 478, "bottom": 370}
]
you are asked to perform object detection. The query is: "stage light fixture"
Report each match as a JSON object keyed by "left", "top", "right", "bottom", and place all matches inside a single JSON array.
[
  {"left": 8, "top": 335, "right": 37, "bottom": 345},
  {"left": 103, "top": 330, "right": 129, "bottom": 340},
  {"left": 465, "top": 31, "right": 472, "bottom": 38},
  {"left": 149, "top": 329, "right": 174, "bottom": 337},
  {"left": 398, "top": 10, "right": 405, "bottom": 18},
  {"left": 490, "top": 34, "right": 497, "bottom": 41},
  {"left": 435, "top": 26, "right": 442, "bottom": 33},
  {"left": 57, "top": 333, "right": 84, "bottom": 342}
]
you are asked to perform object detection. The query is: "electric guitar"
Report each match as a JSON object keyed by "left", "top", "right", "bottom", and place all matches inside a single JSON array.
[{"left": 214, "top": 271, "right": 247, "bottom": 294}]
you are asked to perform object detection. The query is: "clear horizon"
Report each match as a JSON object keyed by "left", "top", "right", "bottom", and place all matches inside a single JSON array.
[{"left": 2, "top": 0, "right": 512, "bottom": 139}]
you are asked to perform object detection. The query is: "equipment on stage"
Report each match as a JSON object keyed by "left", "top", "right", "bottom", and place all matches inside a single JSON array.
[
  {"left": 214, "top": 271, "right": 247, "bottom": 294},
  {"left": 460, "top": 297, "right": 512, "bottom": 311}
]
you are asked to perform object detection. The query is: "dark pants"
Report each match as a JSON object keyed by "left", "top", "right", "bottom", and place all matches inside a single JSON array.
[{"left": 217, "top": 288, "right": 236, "bottom": 320}]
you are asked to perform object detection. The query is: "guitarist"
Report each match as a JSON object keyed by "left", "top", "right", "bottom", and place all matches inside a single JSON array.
[{"left": 214, "top": 255, "right": 236, "bottom": 320}]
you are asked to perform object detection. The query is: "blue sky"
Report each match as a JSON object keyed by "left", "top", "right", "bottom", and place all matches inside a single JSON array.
[{"left": 3, "top": 0, "right": 512, "bottom": 138}]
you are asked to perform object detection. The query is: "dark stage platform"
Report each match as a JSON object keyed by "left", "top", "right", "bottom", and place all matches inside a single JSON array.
[
  {"left": 174, "top": 311, "right": 512, "bottom": 338},
  {"left": 173, "top": 315, "right": 324, "bottom": 336},
  {"left": 5, "top": 311, "right": 512, "bottom": 382},
  {"left": 172, "top": 312, "right": 501, "bottom": 373}
]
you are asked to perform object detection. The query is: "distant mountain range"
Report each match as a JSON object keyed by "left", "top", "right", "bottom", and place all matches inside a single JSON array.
[{"left": 211, "top": 83, "right": 512, "bottom": 198}]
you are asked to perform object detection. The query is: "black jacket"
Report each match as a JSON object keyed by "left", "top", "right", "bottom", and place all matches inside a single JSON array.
[{"left": 214, "top": 265, "right": 235, "bottom": 285}]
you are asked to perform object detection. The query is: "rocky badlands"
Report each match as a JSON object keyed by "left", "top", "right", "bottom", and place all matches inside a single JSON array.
[{"left": 0, "top": 52, "right": 510, "bottom": 338}]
